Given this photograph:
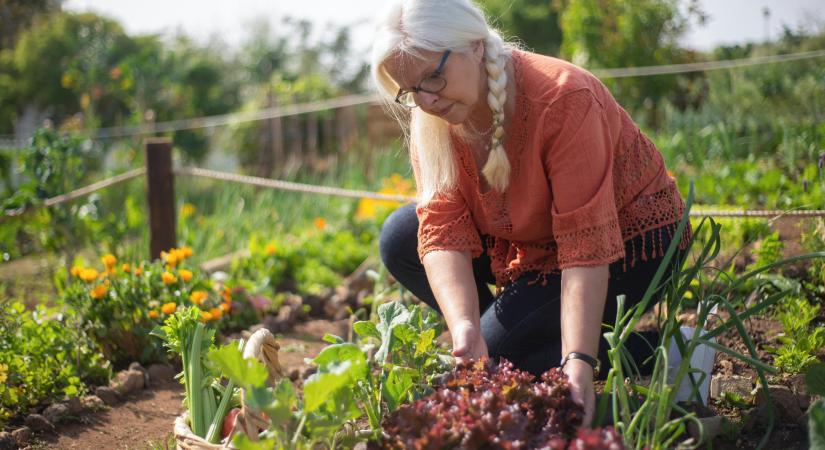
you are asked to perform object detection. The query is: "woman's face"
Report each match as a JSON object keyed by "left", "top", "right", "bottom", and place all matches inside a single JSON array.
[{"left": 383, "top": 43, "right": 486, "bottom": 125}]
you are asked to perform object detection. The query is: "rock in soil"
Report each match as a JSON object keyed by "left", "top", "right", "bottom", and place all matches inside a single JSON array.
[
  {"left": 24, "top": 414, "right": 54, "bottom": 433},
  {"left": 710, "top": 374, "right": 754, "bottom": 400},
  {"left": 147, "top": 363, "right": 177, "bottom": 384},
  {"left": 81, "top": 395, "right": 105, "bottom": 410},
  {"left": 128, "top": 361, "right": 150, "bottom": 386},
  {"left": 0, "top": 432, "right": 15, "bottom": 450},
  {"left": 66, "top": 396, "right": 83, "bottom": 415},
  {"left": 11, "top": 427, "right": 30, "bottom": 447},
  {"left": 755, "top": 384, "right": 806, "bottom": 425},
  {"left": 687, "top": 416, "right": 725, "bottom": 444},
  {"left": 112, "top": 369, "right": 145, "bottom": 395},
  {"left": 95, "top": 386, "right": 119, "bottom": 405},
  {"left": 42, "top": 402, "right": 69, "bottom": 423}
]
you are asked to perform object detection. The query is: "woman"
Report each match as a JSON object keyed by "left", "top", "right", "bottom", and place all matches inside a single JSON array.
[{"left": 371, "top": 0, "right": 691, "bottom": 425}]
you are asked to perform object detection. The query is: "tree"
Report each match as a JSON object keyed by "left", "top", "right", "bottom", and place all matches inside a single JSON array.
[{"left": 477, "top": 0, "right": 564, "bottom": 56}]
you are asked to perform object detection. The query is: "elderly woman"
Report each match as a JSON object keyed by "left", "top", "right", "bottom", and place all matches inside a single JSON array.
[{"left": 371, "top": 0, "right": 691, "bottom": 425}]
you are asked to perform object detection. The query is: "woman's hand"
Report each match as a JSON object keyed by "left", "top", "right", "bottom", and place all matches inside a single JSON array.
[
  {"left": 563, "top": 359, "right": 596, "bottom": 427},
  {"left": 450, "top": 321, "right": 488, "bottom": 364}
]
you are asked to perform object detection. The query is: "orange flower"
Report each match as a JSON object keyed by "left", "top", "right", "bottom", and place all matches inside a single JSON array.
[
  {"left": 160, "top": 250, "right": 178, "bottom": 267},
  {"left": 667, "top": 170, "right": 675, "bottom": 179},
  {"left": 121, "top": 263, "right": 131, "bottom": 273},
  {"left": 148, "top": 310, "right": 159, "bottom": 319},
  {"left": 90, "top": 284, "right": 108, "bottom": 299},
  {"left": 189, "top": 290, "right": 208, "bottom": 305},
  {"left": 219, "top": 302, "right": 231, "bottom": 313},
  {"left": 101, "top": 253, "right": 117, "bottom": 269},
  {"left": 199, "top": 311, "right": 213, "bottom": 322},
  {"left": 209, "top": 307, "right": 223, "bottom": 320},
  {"left": 178, "top": 269, "right": 193, "bottom": 282},
  {"left": 161, "top": 271, "right": 177, "bottom": 285},
  {"left": 71, "top": 266, "right": 84, "bottom": 277},
  {"left": 265, "top": 243, "right": 277, "bottom": 255},
  {"left": 161, "top": 302, "right": 177, "bottom": 315},
  {"left": 313, "top": 217, "right": 326, "bottom": 231},
  {"left": 134, "top": 267, "right": 143, "bottom": 276},
  {"left": 221, "top": 286, "right": 232, "bottom": 303},
  {"left": 80, "top": 268, "right": 99, "bottom": 283},
  {"left": 180, "top": 246, "right": 193, "bottom": 258}
]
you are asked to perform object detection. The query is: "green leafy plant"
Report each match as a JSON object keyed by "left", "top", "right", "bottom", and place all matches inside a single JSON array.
[{"left": 766, "top": 296, "right": 825, "bottom": 374}]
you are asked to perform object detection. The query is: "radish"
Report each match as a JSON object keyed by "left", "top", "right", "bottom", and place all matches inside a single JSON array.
[{"left": 221, "top": 407, "right": 241, "bottom": 439}]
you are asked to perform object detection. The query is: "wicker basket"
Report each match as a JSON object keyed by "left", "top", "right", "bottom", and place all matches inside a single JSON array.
[{"left": 173, "top": 328, "right": 285, "bottom": 450}]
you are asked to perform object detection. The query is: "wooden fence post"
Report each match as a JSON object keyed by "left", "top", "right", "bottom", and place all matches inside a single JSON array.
[{"left": 145, "top": 138, "right": 177, "bottom": 260}]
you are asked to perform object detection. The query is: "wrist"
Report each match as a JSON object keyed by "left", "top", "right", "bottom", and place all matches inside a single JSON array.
[{"left": 560, "top": 351, "right": 600, "bottom": 378}]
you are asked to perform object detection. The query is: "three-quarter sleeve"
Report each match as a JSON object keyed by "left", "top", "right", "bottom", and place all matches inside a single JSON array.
[
  {"left": 409, "top": 146, "right": 483, "bottom": 261},
  {"left": 543, "top": 89, "right": 625, "bottom": 268}
]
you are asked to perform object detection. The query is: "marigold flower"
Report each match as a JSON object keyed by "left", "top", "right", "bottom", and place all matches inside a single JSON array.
[
  {"left": 221, "top": 287, "right": 232, "bottom": 303},
  {"left": 101, "top": 253, "right": 117, "bottom": 269},
  {"left": 178, "top": 269, "right": 193, "bottom": 282},
  {"left": 161, "top": 302, "right": 177, "bottom": 315},
  {"left": 189, "top": 290, "right": 208, "bottom": 305},
  {"left": 161, "top": 271, "right": 177, "bottom": 285},
  {"left": 209, "top": 307, "right": 223, "bottom": 320},
  {"left": 134, "top": 267, "right": 143, "bottom": 276},
  {"left": 200, "top": 311, "right": 213, "bottom": 322},
  {"left": 181, "top": 203, "right": 196, "bottom": 218},
  {"left": 219, "top": 302, "right": 231, "bottom": 313},
  {"left": 71, "top": 266, "right": 84, "bottom": 277},
  {"left": 180, "top": 246, "right": 193, "bottom": 258},
  {"left": 161, "top": 250, "right": 178, "bottom": 267},
  {"left": 148, "top": 310, "right": 159, "bottom": 319},
  {"left": 313, "top": 217, "right": 326, "bottom": 230},
  {"left": 121, "top": 263, "right": 131, "bottom": 273},
  {"left": 80, "top": 268, "right": 99, "bottom": 283},
  {"left": 90, "top": 284, "right": 108, "bottom": 299},
  {"left": 265, "top": 243, "right": 277, "bottom": 255}
]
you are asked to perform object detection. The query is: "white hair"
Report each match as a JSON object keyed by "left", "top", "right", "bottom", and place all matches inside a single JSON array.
[{"left": 371, "top": 0, "right": 514, "bottom": 203}]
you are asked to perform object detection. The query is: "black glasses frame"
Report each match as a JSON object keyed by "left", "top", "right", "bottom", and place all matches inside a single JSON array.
[{"left": 394, "top": 50, "right": 451, "bottom": 108}]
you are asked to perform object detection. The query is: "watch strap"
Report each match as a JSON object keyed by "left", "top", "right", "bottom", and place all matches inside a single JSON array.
[{"left": 560, "top": 351, "right": 601, "bottom": 376}]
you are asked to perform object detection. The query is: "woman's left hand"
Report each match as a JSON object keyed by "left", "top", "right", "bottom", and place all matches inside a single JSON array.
[{"left": 562, "top": 359, "right": 596, "bottom": 428}]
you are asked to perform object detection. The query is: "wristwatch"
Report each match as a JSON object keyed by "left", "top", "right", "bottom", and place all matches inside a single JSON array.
[{"left": 559, "top": 352, "right": 600, "bottom": 377}]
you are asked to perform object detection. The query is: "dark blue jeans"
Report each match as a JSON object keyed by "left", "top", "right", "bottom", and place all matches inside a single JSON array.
[{"left": 379, "top": 203, "right": 679, "bottom": 379}]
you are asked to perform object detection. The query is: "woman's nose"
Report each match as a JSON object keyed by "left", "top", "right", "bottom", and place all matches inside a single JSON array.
[{"left": 414, "top": 91, "right": 440, "bottom": 109}]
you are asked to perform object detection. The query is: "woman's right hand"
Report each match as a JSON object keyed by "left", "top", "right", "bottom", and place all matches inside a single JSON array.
[{"left": 450, "top": 321, "right": 488, "bottom": 364}]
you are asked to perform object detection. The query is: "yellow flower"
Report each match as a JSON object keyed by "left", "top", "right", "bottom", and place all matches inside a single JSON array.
[
  {"left": 161, "top": 302, "right": 177, "bottom": 315},
  {"left": 148, "top": 310, "right": 159, "bottom": 319},
  {"left": 209, "top": 307, "right": 223, "bottom": 320},
  {"left": 90, "top": 284, "right": 108, "bottom": 299},
  {"left": 189, "top": 290, "right": 208, "bottom": 305},
  {"left": 199, "top": 311, "right": 213, "bottom": 322},
  {"left": 265, "top": 243, "right": 277, "bottom": 255},
  {"left": 178, "top": 269, "right": 193, "bottom": 283},
  {"left": 181, "top": 203, "right": 196, "bottom": 218},
  {"left": 80, "top": 268, "right": 99, "bottom": 283},
  {"left": 161, "top": 271, "right": 177, "bottom": 285},
  {"left": 71, "top": 266, "right": 84, "bottom": 277},
  {"left": 101, "top": 253, "right": 117, "bottom": 269},
  {"left": 180, "top": 246, "right": 193, "bottom": 258},
  {"left": 161, "top": 250, "right": 178, "bottom": 268},
  {"left": 313, "top": 217, "right": 327, "bottom": 231},
  {"left": 121, "top": 263, "right": 131, "bottom": 273}
]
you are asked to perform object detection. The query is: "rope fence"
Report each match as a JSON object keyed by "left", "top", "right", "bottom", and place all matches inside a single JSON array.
[{"left": 5, "top": 163, "right": 825, "bottom": 220}]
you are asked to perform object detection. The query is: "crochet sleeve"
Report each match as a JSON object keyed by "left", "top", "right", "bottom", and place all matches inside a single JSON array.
[
  {"left": 410, "top": 146, "right": 483, "bottom": 262},
  {"left": 543, "top": 89, "right": 625, "bottom": 269}
]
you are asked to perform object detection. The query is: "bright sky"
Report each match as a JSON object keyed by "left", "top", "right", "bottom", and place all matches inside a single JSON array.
[{"left": 64, "top": 0, "right": 825, "bottom": 56}]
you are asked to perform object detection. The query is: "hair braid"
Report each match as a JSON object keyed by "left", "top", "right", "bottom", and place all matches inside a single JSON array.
[{"left": 481, "top": 33, "right": 510, "bottom": 192}]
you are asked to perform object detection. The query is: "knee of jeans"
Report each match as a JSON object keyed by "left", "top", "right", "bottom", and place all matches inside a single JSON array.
[{"left": 379, "top": 204, "right": 418, "bottom": 272}]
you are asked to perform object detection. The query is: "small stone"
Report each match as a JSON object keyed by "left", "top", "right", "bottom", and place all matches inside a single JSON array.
[
  {"left": 710, "top": 374, "right": 754, "bottom": 400},
  {"left": 301, "top": 366, "right": 317, "bottom": 380},
  {"left": 147, "top": 363, "right": 177, "bottom": 384},
  {"left": 11, "top": 427, "right": 31, "bottom": 447},
  {"left": 0, "top": 432, "right": 15, "bottom": 450},
  {"left": 129, "top": 362, "right": 150, "bottom": 386},
  {"left": 95, "top": 386, "right": 119, "bottom": 405},
  {"left": 81, "top": 395, "right": 105, "bottom": 410},
  {"left": 687, "top": 416, "right": 725, "bottom": 444},
  {"left": 66, "top": 396, "right": 83, "bottom": 415},
  {"left": 24, "top": 414, "right": 54, "bottom": 433},
  {"left": 42, "top": 402, "right": 69, "bottom": 423},
  {"left": 755, "top": 385, "right": 804, "bottom": 424},
  {"left": 112, "top": 369, "right": 145, "bottom": 395}
]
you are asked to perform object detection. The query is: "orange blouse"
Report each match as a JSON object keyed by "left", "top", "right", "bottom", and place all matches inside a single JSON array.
[{"left": 413, "top": 49, "right": 691, "bottom": 288}]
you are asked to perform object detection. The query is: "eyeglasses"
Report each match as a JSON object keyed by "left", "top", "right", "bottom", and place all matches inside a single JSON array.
[{"left": 395, "top": 50, "right": 451, "bottom": 108}]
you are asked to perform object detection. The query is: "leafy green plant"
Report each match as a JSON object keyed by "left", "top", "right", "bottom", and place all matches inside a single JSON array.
[{"left": 766, "top": 296, "right": 825, "bottom": 374}]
